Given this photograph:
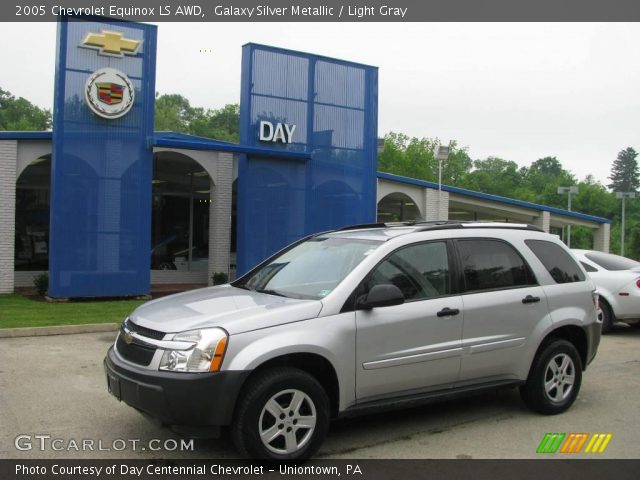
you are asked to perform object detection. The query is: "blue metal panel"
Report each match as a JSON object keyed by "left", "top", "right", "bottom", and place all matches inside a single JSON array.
[
  {"left": 0, "top": 132, "right": 53, "bottom": 140},
  {"left": 49, "top": 17, "right": 157, "bottom": 297},
  {"left": 237, "top": 44, "right": 378, "bottom": 274}
]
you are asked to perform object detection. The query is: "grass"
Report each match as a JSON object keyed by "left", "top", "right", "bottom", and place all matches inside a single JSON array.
[{"left": 0, "top": 294, "right": 145, "bottom": 329}]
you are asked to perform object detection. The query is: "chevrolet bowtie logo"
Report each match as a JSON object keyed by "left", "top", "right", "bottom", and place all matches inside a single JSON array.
[{"left": 80, "top": 30, "right": 142, "bottom": 57}]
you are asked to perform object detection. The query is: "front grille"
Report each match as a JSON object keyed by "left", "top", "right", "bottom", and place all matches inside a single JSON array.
[
  {"left": 116, "top": 335, "right": 156, "bottom": 366},
  {"left": 123, "top": 318, "right": 165, "bottom": 340}
]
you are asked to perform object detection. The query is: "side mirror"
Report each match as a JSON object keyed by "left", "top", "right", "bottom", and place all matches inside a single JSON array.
[{"left": 357, "top": 284, "right": 405, "bottom": 310}]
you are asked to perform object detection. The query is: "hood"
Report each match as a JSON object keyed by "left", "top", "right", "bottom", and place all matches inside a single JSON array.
[{"left": 129, "top": 285, "right": 323, "bottom": 335}]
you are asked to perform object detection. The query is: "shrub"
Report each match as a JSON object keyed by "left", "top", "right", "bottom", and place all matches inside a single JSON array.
[
  {"left": 212, "top": 272, "right": 228, "bottom": 285},
  {"left": 33, "top": 273, "right": 49, "bottom": 296}
]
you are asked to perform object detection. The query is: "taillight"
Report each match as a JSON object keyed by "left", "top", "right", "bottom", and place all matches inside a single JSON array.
[
  {"left": 592, "top": 290, "right": 599, "bottom": 308},
  {"left": 636, "top": 279, "right": 640, "bottom": 288}
]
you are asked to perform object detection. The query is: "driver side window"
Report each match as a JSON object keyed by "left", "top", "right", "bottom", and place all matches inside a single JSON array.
[{"left": 366, "top": 242, "right": 450, "bottom": 301}]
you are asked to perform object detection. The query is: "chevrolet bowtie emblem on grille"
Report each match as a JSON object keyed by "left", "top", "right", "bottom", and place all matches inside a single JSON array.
[
  {"left": 121, "top": 327, "right": 134, "bottom": 345},
  {"left": 80, "top": 30, "right": 142, "bottom": 57}
]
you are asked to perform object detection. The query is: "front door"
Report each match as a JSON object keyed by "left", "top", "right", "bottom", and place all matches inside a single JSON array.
[{"left": 355, "top": 241, "right": 464, "bottom": 401}]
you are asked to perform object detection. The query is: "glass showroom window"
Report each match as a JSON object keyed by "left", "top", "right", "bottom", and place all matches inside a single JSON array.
[
  {"left": 152, "top": 153, "right": 211, "bottom": 272},
  {"left": 15, "top": 156, "right": 51, "bottom": 271}
]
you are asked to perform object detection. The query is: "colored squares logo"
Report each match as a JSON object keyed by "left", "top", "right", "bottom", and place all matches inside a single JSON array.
[{"left": 537, "top": 433, "right": 613, "bottom": 454}]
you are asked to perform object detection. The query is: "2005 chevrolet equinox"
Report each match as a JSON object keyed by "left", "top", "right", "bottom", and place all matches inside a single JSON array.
[{"left": 104, "top": 221, "right": 601, "bottom": 460}]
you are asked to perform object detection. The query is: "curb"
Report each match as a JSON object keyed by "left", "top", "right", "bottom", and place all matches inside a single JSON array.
[{"left": 0, "top": 323, "right": 119, "bottom": 338}]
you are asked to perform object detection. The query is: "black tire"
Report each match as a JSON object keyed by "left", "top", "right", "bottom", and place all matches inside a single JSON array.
[
  {"left": 231, "top": 367, "right": 330, "bottom": 461},
  {"left": 520, "top": 339, "right": 582, "bottom": 415},
  {"left": 599, "top": 299, "right": 614, "bottom": 334}
]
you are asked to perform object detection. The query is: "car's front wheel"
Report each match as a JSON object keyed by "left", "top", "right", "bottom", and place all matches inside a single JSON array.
[
  {"left": 231, "top": 367, "right": 330, "bottom": 460},
  {"left": 520, "top": 339, "right": 582, "bottom": 415}
]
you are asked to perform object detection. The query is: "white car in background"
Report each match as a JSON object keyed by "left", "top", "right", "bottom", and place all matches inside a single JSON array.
[{"left": 572, "top": 249, "right": 640, "bottom": 333}]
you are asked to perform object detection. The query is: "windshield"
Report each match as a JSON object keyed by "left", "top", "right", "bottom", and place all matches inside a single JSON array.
[
  {"left": 235, "top": 236, "right": 383, "bottom": 300},
  {"left": 585, "top": 251, "right": 640, "bottom": 271}
]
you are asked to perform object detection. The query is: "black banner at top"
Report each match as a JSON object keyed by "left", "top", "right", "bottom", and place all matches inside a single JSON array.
[{"left": 4, "top": 0, "right": 640, "bottom": 22}]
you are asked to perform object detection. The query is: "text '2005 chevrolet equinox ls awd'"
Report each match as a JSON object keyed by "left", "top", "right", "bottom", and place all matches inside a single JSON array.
[{"left": 104, "top": 221, "right": 601, "bottom": 460}]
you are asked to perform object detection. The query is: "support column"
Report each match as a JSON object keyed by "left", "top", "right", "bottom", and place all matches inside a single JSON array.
[
  {"left": 593, "top": 223, "right": 611, "bottom": 253},
  {"left": 423, "top": 188, "right": 449, "bottom": 221},
  {"left": 0, "top": 140, "right": 17, "bottom": 294},
  {"left": 533, "top": 211, "right": 551, "bottom": 232},
  {"left": 208, "top": 152, "right": 233, "bottom": 285}
]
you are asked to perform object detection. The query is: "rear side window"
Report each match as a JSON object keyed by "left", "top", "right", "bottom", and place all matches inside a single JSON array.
[
  {"left": 526, "top": 240, "right": 585, "bottom": 283},
  {"left": 580, "top": 261, "right": 598, "bottom": 273},
  {"left": 585, "top": 251, "right": 640, "bottom": 271},
  {"left": 457, "top": 239, "right": 536, "bottom": 293}
]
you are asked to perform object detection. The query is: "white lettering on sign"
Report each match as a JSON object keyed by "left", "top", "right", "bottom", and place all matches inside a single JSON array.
[{"left": 259, "top": 121, "right": 296, "bottom": 144}]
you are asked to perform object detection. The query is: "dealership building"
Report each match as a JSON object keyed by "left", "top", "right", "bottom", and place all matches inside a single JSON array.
[{"left": 0, "top": 18, "right": 611, "bottom": 297}]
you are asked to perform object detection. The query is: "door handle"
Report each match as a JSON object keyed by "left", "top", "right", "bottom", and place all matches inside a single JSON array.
[
  {"left": 522, "top": 295, "right": 541, "bottom": 304},
  {"left": 437, "top": 307, "right": 460, "bottom": 317}
]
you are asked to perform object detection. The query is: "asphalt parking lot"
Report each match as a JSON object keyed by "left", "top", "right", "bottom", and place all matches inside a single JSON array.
[{"left": 1, "top": 326, "right": 639, "bottom": 459}]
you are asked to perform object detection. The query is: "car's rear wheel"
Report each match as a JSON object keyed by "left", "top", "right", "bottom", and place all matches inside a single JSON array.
[
  {"left": 520, "top": 339, "right": 582, "bottom": 415},
  {"left": 231, "top": 367, "right": 330, "bottom": 460},
  {"left": 599, "top": 299, "right": 614, "bottom": 334}
]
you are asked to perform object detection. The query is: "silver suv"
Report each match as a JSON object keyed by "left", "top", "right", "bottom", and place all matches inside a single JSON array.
[{"left": 104, "top": 222, "right": 601, "bottom": 460}]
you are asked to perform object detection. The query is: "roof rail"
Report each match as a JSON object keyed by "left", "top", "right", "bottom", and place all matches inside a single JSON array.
[
  {"left": 336, "top": 220, "right": 462, "bottom": 230},
  {"left": 331, "top": 220, "right": 544, "bottom": 234},
  {"left": 334, "top": 220, "right": 543, "bottom": 233},
  {"left": 335, "top": 223, "right": 388, "bottom": 231},
  {"left": 414, "top": 222, "right": 544, "bottom": 233}
]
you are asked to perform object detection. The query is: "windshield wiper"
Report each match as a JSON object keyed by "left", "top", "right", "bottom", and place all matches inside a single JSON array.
[{"left": 254, "top": 288, "right": 289, "bottom": 298}]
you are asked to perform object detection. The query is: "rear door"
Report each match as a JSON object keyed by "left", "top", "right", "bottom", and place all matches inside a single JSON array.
[
  {"left": 455, "top": 238, "right": 549, "bottom": 383},
  {"left": 355, "top": 240, "right": 464, "bottom": 401}
]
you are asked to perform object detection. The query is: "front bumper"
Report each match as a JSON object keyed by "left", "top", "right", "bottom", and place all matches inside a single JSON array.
[{"left": 104, "top": 347, "right": 250, "bottom": 429}]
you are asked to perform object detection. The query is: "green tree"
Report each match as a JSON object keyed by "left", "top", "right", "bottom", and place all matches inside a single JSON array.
[
  {"left": 0, "top": 88, "right": 51, "bottom": 130},
  {"left": 461, "top": 157, "right": 521, "bottom": 197},
  {"left": 154, "top": 93, "right": 198, "bottom": 132},
  {"left": 520, "top": 156, "right": 577, "bottom": 208},
  {"left": 190, "top": 104, "right": 240, "bottom": 142},
  {"left": 377, "top": 133, "right": 471, "bottom": 185},
  {"left": 154, "top": 93, "right": 240, "bottom": 142},
  {"left": 608, "top": 147, "right": 639, "bottom": 192}
]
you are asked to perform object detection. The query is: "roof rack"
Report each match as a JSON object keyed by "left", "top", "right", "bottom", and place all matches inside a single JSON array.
[
  {"left": 335, "top": 222, "right": 389, "bottom": 231},
  {"left": 334, "top": 220, "right": 543, "bottom": 233},
  {"left": 415, "top": 222, "right": 543, "bottom": 233}
]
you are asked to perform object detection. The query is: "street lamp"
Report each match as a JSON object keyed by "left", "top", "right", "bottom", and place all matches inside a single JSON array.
[
  {"left": 436, "top": 143, "right": 451, "bottom": 220},
  {"left": 616, "top": 192, "right": 636, "bottom": 257},
  {"left": 557, "top": 186, "right": 579, "bottom": 247}
]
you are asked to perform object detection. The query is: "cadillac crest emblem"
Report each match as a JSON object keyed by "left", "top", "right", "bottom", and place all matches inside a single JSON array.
[{"left": 85, "top": 67, "right": 135, "bottom": 119}]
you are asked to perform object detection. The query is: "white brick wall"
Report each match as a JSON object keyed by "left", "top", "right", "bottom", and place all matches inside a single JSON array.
[
  {"left": 423, "top": 188, "right": 449, "bottom": 221},
  {"left": 0, "top": 140, "right": 17, "bottom": 293},
  {"left": 533, "top": 211, "right": 551, "bottom": 232},
  {"left": 208, "top": 152, "right": 233, "bottom": 284},
  {"left": 593, "top": 223, "right": 610, "bottom": 253}
]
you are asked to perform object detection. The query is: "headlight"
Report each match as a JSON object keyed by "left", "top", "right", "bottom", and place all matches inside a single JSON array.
[{"left": 159, "top": 328, "right": 228, "bottom": 373}]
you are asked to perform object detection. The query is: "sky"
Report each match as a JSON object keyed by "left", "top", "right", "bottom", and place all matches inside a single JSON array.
[{"left": 1, "top": 22, "right": 639, "bottom": 185}]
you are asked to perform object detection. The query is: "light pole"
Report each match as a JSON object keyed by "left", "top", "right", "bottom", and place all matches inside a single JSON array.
[
  {"left": 436, "top": 143, "right": 451, "bottom": 220},
  {"left": 557, "top": 186, "right": 579, "bottom": 247},
  {"left": 616, "top": 192, "right": 636, "bottom": 257}
]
